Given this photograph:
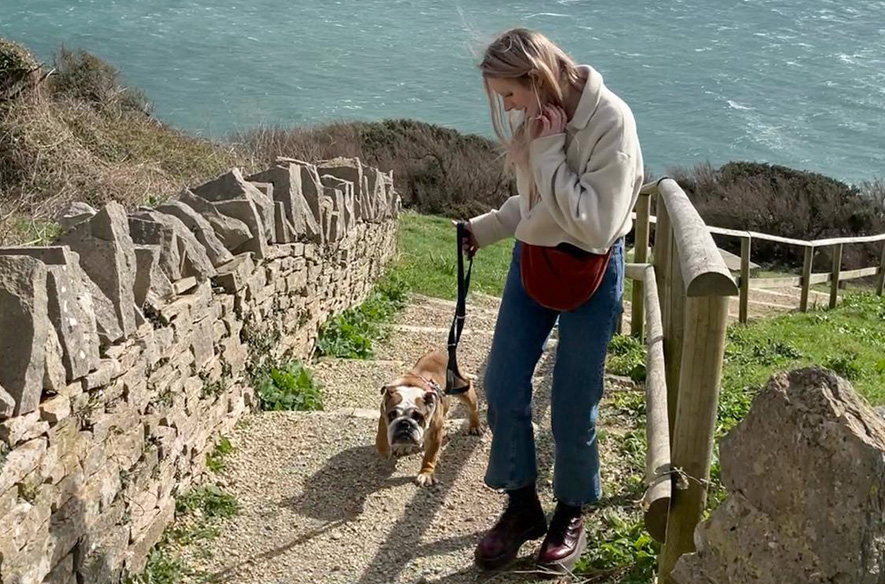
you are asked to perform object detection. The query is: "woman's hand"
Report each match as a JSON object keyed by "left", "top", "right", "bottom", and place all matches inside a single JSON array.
[
  {"left": 452, "top": 220, "right": 479, "bottom": 257},
  {"left": 536, "top": 105, "right": 567, "bottom": 138}
]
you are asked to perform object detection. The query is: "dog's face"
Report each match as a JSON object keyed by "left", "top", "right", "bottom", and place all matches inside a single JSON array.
[{"left": 381, "top": 385, "right": 438, "bottom": 449}]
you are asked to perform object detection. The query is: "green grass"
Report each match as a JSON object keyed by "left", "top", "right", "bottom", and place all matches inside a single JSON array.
[
  {"left": 390, "top": 211, "right": 633, "bottom": 300},
  {"left": 252, "top": 360, "right": 323, "bottom": 412},
  {"left": 127, "top": 484, "right": 239, "bottom": 584},
  {"left": 390, "top": 212, "right": 514, "bottom": 299},
  {"left": 315, "top": 271, "right": 409, "bottom": 359}
]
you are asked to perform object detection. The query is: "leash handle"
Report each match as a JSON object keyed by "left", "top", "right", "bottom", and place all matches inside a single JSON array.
[{"left": 446, "top": 221, "right": 473, "bottom": 394}]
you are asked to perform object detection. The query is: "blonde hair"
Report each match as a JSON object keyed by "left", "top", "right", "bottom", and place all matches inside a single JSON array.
[{"left": 480, "top": 28, "right": 581, "bottom": 200}]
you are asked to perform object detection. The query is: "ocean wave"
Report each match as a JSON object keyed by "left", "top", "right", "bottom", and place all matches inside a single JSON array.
[
  {"left": 727, "top": 100, "right": 753, "bottom": 111},
  {"left": 524, "top": 12, "right": 569, "bottom": 19}
]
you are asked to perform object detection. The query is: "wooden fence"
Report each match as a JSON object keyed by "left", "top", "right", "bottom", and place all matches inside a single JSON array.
[
  {"left": 628, "top": 178, "right": 738, "bottom": 582},
  {"left": 631, "top": 212, "right": 885, "bottom": 324}
]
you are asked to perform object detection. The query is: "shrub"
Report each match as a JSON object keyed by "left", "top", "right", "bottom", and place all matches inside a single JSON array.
[
  {"left": 235, "top": 119, "right": 515, "bottom": 219},
  {"left": 668, "top": 161, "right": 885, "bottom": 270},
  {"left": 50, "top": 46, "right": 151, "bottom": 115}
]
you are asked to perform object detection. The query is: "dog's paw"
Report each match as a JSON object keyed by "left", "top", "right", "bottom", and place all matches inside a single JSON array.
[
  {"left": 415, "top": 472, "right": 437, "bottom": 487},
  {"left": 462, "top": 420, "right": 484, "bottom": 436}
]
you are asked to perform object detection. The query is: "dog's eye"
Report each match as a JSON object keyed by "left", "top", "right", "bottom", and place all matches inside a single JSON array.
[
  {"left": 411, "top": 412, "right": 425, "bottom": 424},
  {"left": 388, "top": 411, "right": 398, "bottom": 422}
]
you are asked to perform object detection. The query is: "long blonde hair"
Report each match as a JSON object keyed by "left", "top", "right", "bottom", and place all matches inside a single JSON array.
[{"left": 480, "top": 28, "right": 582, "bottom": 199}]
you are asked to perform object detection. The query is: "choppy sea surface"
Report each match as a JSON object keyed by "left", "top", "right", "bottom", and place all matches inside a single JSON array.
[{"left": 3, "top": 0, "right": 884, "bottom": 182}]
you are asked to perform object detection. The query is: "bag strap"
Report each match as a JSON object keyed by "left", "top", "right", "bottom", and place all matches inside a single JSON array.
[{"left": 445, "top": 222, "right": 473, "bottom": 395}]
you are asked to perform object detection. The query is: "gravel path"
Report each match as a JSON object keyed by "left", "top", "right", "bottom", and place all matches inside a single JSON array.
[{"left": 185, "top": 295, "right": 640, "bottom": 584}]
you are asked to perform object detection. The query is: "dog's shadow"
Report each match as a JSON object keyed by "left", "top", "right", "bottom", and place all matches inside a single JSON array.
[{"left": 281, "top": 444, "right": 414, "bottom": 522}]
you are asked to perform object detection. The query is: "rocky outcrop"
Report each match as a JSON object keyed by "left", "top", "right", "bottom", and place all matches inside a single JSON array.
[{"left": 672, "top": 368, "right": 885, "bottom": 584}]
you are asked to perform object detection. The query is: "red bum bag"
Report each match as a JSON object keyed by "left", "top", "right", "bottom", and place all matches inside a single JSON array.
[{"left": 519, "top": 242, "right": 612, "bottom": 312}]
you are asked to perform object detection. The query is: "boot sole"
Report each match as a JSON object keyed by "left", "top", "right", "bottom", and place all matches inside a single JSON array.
[
  {"left": 537, "top": 529, "right": 588, "bottom": 575},
  {"left": 474, "top": 523, "right": 548, "bottom": 571}
]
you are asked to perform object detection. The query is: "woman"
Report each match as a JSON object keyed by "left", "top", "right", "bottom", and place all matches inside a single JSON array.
[{"left": 463, "top": 28, "right": 643, "bottom": 572}]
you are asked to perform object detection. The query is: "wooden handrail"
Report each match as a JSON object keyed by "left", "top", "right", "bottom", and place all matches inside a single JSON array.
[{"left": 657, "top": 179, "right": 739, "bottom": 298}]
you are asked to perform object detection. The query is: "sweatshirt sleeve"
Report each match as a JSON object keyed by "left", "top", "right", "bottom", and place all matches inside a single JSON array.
[
  {"left": 529, "top": 123, "right": 637, "bottom": 250},
  {"left": 468, "top": 195, "right": 521, "bottom": 248}
]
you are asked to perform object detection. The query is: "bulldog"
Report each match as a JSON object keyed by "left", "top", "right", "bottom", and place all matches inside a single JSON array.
[{"left": 375, "top": 349, "right": 482, "bottom": 486}]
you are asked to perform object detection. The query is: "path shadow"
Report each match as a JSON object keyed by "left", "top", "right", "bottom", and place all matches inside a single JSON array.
[{"left": 282, "top": 444, "right": 408, "bottom": 522}]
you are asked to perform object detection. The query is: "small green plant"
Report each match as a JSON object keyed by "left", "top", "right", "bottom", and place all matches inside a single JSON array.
[
  {"left": 578, "top": 509, "right": 658, "bottom": 583},
  {"left": 824, "top": 352, "right": 863, "bottom": 381},
  {"left": 126, "top": 547, "right": 193, "bottom": 584},
  {"left": 315, "top": 273, "right": 409, "bottom": 359},
  {"left": 607, "top": 334, "right": 647, "bottom": 383},
  {"left": 175, "top": 485, "right": 239, "bottom": 519},
  {"left": 252, "top": 360, "right": 323, "bottom": 412},
  {"left": 205, "top": 436, "right": 234, "bottom": 473}
]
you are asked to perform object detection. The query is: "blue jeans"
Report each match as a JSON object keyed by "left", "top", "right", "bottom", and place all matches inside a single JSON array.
[{"left": 483, "top": 239, "right": 624, "bottom": 506}]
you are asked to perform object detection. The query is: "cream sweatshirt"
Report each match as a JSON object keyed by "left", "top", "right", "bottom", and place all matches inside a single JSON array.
[{"left": 469, "top": 65, "right": 644, "bottom": 254}]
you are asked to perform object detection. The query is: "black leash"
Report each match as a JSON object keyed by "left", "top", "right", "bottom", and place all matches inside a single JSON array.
[{"left": 445, "top": 221, "right": 473, "bottom": 395}]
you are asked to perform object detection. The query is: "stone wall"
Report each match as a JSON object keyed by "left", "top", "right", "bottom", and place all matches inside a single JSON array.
[{"left": 0, "top": 157, "right": 399, "bottom": 583}]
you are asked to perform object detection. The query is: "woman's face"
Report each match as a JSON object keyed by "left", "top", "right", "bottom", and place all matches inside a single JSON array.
[{"left": 486, "top": 76, "right": 538, "bottom": 115}]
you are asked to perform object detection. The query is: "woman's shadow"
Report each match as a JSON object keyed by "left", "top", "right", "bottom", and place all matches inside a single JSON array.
[{"left": 281, "top": 443, "right": 412, "bottom": 522}]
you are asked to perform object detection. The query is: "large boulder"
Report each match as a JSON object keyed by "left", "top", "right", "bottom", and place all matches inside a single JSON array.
[
  {"left": 56, "top": 202, "right": 138, "bottom": 346},
  {"left": 672, "top": 368, "right": 885, "bottom": 584}
]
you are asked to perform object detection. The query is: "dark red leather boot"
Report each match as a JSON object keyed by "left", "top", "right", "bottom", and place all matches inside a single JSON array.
[
  {"left": 537, "top": 503, "right": 587, "bottom": 572},
  {"left": 474, "top": 485, "right": 547, "bottom": 570}
]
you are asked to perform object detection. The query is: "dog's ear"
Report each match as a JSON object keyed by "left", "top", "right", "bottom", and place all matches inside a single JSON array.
[{"left": 423, "top": 391, "right": 438, "bottom": 416}]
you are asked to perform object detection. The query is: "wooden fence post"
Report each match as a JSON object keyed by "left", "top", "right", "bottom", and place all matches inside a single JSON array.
[
  {"left": 658, "top": 295, "right": 730, "bottom": 582},
  {"left": 876, "top": 241, "right": 885, "bottom": 297},
  {"left": 631, "top": 193, "right": 651, "bottom": 339},
  {"left": 739, "top": 236, "right": 751, "bottom": 324},
  {"left": 800, "top": 246, "right": 815, "bottom": 312},
  {"left": 830, "top": 243, "right": 843, "bottom": 309}
]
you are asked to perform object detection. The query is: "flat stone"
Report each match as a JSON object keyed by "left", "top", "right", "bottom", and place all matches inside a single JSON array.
[
  {"left": 318, "top": 157, "right": 366, "bottom": 221},
  {"left": 130, "top": 209, "right": 216, "bottom": 281},
  {"left": 322, "top": 174, "right": 355, "bottom": 231},
  {"left": 0, "top": 254, "right": 49, "bottom": 415},
  {"left": 0, "top": 384, "right": 14, "bottom": 419},
  {"left": 0, "top": 411, "right": 49, "bottom": 446},
  {"left": 273, "top": 201, "right": 295, "bottom": 243},
  {"left": 193, "top": 168, "right": 274, "bottom": 244},
  {"left": 40, "top": 395, "right": 71, "bottom": 425},
  {"left": 178, "top": 189, "right": 253, "bottom": 251},
  {"left": 673, "top": 368, "right": 885, "bottom": 584},
  {"left": 57, "top": 202, "right": 138, "bottom": 345},
  {"left": 247, "top": 164, "right": 321, "bottom": 243},
  {"left": 56, "top": 201, "right": 96, "bottom": 232},
  {"left": 125, "top": 498, "right": 174, "bottom": 574},
  {"left": 0, "top": 437, "right": 46, "bottom": 493},
  {"left": 155, "top": 199, "right": 234, "bottom": 267},
  {"left": 133, "top": 245, "right": 175, "bottom": 311},
  {"left": 0, "top": 246, "right": 102, "bottom": 383},
  {"left": 44, "top": 322, "right": 66, "bottom": 392},
  {"left": 44, "top": 552, "right": 74, "bottom": 584},
  {"left": 212, "top": 253, "right": 256, "bottom": 294},
  {"left": 212, "top": 198, "right": 269, "bottom": 259}
]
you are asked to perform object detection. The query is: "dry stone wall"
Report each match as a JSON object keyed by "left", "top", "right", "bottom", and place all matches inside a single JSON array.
[{"left": 0, "top": 157, "right": 399, "bottom": 584}]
